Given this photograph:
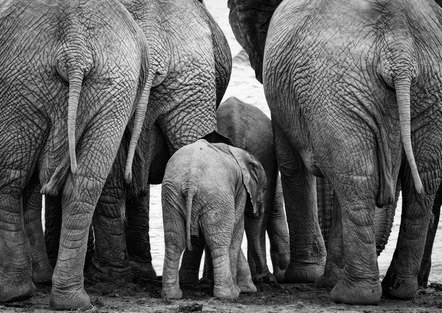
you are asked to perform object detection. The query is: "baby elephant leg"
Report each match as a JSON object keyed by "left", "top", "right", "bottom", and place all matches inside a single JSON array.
[
  {"left": 232, "top": 216, "right": 256, "bottom": 293},
  {"left": 203, "top": 215, "right": 239, "bottom": 299},
  {"left": 162, "top": 212, "right": 186, "bottom": 299},
  {"left": 179, "top": 236, "right": 205, "bottom": 284}
]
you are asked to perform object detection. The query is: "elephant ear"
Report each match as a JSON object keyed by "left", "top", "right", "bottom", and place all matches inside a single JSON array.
[
  {"left": 228, "top": 0, "right": 283, "bottom": 83},
  {"left": 228, "top": 145, "right": 267, "bottom": 217}
]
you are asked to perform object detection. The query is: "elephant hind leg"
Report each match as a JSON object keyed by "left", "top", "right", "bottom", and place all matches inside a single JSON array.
[
  {"left": 329, "top": 197, "right": 381, "bottom": 305},
  {"left": 267, "top": 175, "right": 290, "bottom": 283},
  {"left": 179, "top": 236, "right": 205, "bottom": 285},
  {"left": 232, "top": 216, "right": 256, "bottom": 293},
  {"left": 201, "top": 208, "right": 239, "bottom": 299},
  {"left": 162, "top": 216, "right": 186, "bottom": 300},
  {"left": 237, "top": 249, "right": 257, "bottom": 293},
  {"left": 316, "top": 193, "right": 343, "bottom": 289},
  {"left": 273, "top": 124, "right": 326, "bottom": 283},
  {"left": 207, "top": 245, "right": 239, "bottom": 299},
  {"left": 88, "top": 186, "right": 133, "bottom": 283},
  {"left": 23, "top": 181, "right": 53, "bottom": 284},
  {"left": 0, "top": 193, "right": 36, "bottom": 303}
]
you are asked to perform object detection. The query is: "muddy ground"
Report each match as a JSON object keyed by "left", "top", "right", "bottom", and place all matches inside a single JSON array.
[{"left": 2, "top": 277, "right": 442, "bottom": 313}]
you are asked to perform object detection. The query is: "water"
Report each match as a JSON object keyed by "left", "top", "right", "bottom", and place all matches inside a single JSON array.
[{"left": 148, "top": 2, "right": 442, "bottom": 282}]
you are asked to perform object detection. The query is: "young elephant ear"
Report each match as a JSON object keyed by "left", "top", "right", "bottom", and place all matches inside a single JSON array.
[
  {"left": 228, "top": 0, "right": 283, "bottom": 83},
  {"left": 227, "top": 145, "right": 267, "bottom": 217}
]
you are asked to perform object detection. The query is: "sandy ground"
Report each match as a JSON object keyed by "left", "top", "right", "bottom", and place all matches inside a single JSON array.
[
  {"left": 1, "top": 279, "right": 442, "bottom": 313},
  {"left": 2, "top": 2, "right": 442, "bottom": 313}
]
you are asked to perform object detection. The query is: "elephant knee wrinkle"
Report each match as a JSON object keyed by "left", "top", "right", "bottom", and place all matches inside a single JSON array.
[{"left": 344, "top": 206, "right": 375, "bottom": 227}]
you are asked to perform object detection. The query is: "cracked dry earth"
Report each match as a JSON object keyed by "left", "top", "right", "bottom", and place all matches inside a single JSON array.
[{"left": 1, "top": 278, "right": 442, "bottom": 313}]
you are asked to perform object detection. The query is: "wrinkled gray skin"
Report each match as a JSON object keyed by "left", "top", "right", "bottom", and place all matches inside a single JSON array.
[
  {"left": 0, "top": 0, "right": 151, "bottom": 310},
  {"left": 418, "top": 181, "right": 442, "bottom": 287},
  {"left": 228, "top": 0, "right": 442, "bottom": 305},
  {"left": 161, "top": 139, "right": 267, "bottom": 300},
  {"left": 179, "top": 97, "right": 290, "bottom": 284},
  {"left": 43, "top": 0, "right": 232, "bottom": 285},
  {"left": 416, "top": 0, "right": 442, "bottom": 291}
]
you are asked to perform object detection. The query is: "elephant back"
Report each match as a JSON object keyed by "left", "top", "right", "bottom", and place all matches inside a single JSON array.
[{"left": 216, "top": 97, "right": 276, "bottom": 185}]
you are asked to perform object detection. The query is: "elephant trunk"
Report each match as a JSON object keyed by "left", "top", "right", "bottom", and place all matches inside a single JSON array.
[{"left": 395, "top": 74, "right": 424, "bottom": 194}]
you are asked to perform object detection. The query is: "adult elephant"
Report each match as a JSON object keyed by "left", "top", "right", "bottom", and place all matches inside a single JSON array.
[
  {"left": 42, "top": 0, "right": 233, "bottom": 285},
  {"left": 228, "top": 0, "right": 442, "bottom": 305},
  {"left": 0, "top": 0, "right": 151, "bottom": 310}
]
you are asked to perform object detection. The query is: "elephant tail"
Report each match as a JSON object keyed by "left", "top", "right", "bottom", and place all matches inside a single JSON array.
[
  {"left": 380, "top": 19, "right": 424, "bottom": 195},
  {"left": 182, "top": 185, "right": 197, "bottom": 252},
  {"left": 41, "top": 69, "right": 84, "bottom": 196},
  {"left": 124, "top": 40, "right": 152, "bottom": 184},
  {"left": 394, "top": 73, "right": 424, "bottom": 194},
  {"left": 66, "top": 68, "right": 84, "bottom": 175},
  {"left": 42, "top": 18, "right": 92, "bottom": 196}
]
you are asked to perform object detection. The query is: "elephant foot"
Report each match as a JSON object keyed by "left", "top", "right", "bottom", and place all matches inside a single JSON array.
[
  {"left": 161, "top": 285, "right": 183, "bottom": 300},
  {"left": 86, "top": 260, "right": 133, "bottom": 283},
  {"left": 213, "top": 284, "right": 240, "bottom": 300},
  {"left": 32, "top": 262, "right": 53, "bottom": 284},
  {"left": 382, "top": 276, "right": 418, "bottom": 300},
  {"left": 130, "top": 261, "right": 157, "bottom": 283},
  {"left": 237, "top": 278, "right": 257, "bottom": 294},
  {"left": 382, "top": 264, "right": 418, "bottom": 299},
  {"left": 315, "top": 263, "right": 341, "bottom": 288},
  {"left": 49, "top": 286, "right": 91, "bottom": 310},
  {"left": 0, "top": 279, "right": 36, "bottom": 303},
  {"left": 272, "top": 266, "right": 287, "bottom": 283},
  {"left": 330, "top": 280, "right": 382, "bottom": 305},
  {"left": 284, "top": 261, "right": 325, "bottom": 283},
  {"left": 253, "top": 270, "right": 277, "bottom": 284},
  {"left": 315, "top": 273, "right": 338, "bottom": 289}
]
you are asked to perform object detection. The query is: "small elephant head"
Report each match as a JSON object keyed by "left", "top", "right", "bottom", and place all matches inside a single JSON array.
[{"left": 228, "top": 145, "right": 267, "bottom": 217}]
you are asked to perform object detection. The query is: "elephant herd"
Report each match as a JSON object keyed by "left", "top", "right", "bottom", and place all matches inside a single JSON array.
[{"left": 1, "top": 0, "right": 442, "bottom": 310}]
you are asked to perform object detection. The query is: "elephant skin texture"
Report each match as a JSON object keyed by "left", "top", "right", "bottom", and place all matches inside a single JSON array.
[
  {"left": 42, "top": 0, "right": 233, "bottom": 290},
  {"left": 0, "top": 0, "right": 151, "bottom": 310},
  {"left": 228, "top": 0, "right": 442, "bottom": 305},
  {"left": 90, "top": 0, "right": 232, "bottom": 284},
  {"left": 161, "top": 139, "right": 267, "bottom": 300}
]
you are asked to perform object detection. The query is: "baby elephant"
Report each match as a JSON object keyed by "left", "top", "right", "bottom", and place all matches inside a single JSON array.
[{"left": 161, "top": 138, "right": 267, "bottom": 300}]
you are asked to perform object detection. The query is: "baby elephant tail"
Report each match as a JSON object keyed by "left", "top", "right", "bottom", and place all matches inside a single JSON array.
[{"left": 182, "top": 185, "right": 197, "bottom": 252}]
